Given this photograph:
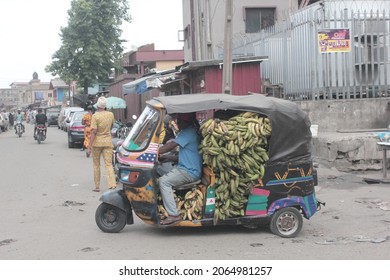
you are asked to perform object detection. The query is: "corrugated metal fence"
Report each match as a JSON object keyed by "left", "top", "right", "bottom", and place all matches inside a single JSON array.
[{"left": 231, "top": 0, "right": 390, "bottom": 101}]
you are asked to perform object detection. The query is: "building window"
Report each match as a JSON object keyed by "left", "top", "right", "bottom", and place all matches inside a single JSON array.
[
  {"left": 245, "top": 7, "right": 275, "bottom": 33},
  {"left": 184, "top": 24, "right": 191, "bottom": 49}
]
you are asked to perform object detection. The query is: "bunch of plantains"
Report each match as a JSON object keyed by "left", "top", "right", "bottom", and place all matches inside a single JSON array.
[
  {"left": 158, "top": 187, "right": 204, "bottom": 221},
  {"left": 199, "top": 111, "right": 272, "bottom": 223}
]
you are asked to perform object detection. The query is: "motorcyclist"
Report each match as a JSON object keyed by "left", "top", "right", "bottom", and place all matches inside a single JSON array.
[
  {"left": 14, "top": 110, "right": 25, "bottom": 134},
  {"left": 34, "top": 108, "right": 48, "bottom": 139}
]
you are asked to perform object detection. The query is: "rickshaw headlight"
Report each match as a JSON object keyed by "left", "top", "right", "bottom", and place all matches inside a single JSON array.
[
  {"left": 120, "top": 170, "right": 140, "bottom": 183},
  {"left": 120, "top": 170, "right": 130, "bottom": 181}
]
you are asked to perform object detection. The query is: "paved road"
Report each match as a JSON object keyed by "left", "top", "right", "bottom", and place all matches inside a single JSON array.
[{"left": 0, "top": 123, "right": 390, "bottom": 261}]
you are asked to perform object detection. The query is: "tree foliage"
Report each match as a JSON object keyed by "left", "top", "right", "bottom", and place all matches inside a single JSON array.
[{"left": 45, "top": 0, "right": 131, "bottom": 94}]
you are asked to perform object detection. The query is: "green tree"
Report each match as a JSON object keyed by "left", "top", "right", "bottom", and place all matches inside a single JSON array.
[{"left": 45, "top": 0, "right": 131, "bottom": 94}]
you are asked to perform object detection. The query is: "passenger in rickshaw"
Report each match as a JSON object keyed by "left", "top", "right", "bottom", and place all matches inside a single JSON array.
[{"left": 158, "top": 113, "right": 202, "bottom": 225}]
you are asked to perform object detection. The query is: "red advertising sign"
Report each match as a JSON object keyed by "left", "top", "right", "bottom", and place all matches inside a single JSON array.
[{"left": 318, "top": 28, "right": 351, "bottom": 53}]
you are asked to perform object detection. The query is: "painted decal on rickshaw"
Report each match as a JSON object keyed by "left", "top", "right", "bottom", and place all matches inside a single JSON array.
[
  {"left": 266, "top": 176, "right": 314, "bottom": 187},
  {"left": 136, "top": 142, "right": 159, "bottom": 163},
  {"left": 117, "top": 142, "right": 159, "bottom": 168},
  {"left": 273, "top": 167, "right": 313, "bottom": 180},
  {"left": 204, "top": 186, "right": 216, "bottom": 218},
  {"left": 245, "top": 188, "right": 270, "bottom": 216},
  {"left": 245, "top": 165, "right": 315, "bottom": 215},
  {"left": 267, "top": 193, "right": 317, "bottom": 218},
  {"left": 264, "top": 167, "right": 314, "bottom": 193}
]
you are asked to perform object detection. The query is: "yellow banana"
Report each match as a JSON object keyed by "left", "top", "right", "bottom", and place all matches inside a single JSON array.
[
  {"left": 187, "top": 209, "right": 193, "bottom": 220},
  {"left": 210, "top": 135, "right": 219, "bottom": 148},
  {"left": 259, "top": 164, "right": 265, "bottom": 177},
  {"left": 185, "top": 190, "right": 197, "bottom": 200},
  {"left": 260, "top": 151, "right": 269, "bottom": 162},
  {"left": 219, "top": 122, "right": 229, "bottom": 133},
  {"left": 195, "top": 188, "right": 204, "bottom": 199}
]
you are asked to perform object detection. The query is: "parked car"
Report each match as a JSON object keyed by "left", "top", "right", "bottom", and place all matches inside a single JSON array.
[
  {"left": 64, "top": 111, "right": 76, "bottom": 132},
  {"left": 44, "top": 105, "right": 61, "bottom": 126},
  {"left": 0, "top": 113, "right": 9, "bottom": 132},
  {"left": 67, "top": 110, "right": 87, "bottom": 148},
  {"left": 58, "top": 106, "right": 84, "bottom": 131}
]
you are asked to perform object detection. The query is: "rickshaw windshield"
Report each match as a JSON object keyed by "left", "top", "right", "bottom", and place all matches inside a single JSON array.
[{"left": 122, "top": 106, "right": 160, "bottom": 151}]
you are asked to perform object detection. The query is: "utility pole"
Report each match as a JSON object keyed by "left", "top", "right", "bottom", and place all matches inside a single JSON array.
[
  {"left": 68, "top": 81, "right": 74, "bottom": 106},
  {"left": 222, "top": 0, "right": 233, "bottom": 94}
]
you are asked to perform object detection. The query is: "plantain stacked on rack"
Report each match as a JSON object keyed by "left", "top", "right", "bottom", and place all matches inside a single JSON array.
[
  {"left": 158, "top": 187, "right": 204, "bottom": 221},
  {"left": 199, "top": 111, "right": 272, "bottom": 223}
]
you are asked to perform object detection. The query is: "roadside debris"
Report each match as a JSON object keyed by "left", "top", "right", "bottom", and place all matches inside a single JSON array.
[
  {"left": 250, "top": 243, "right": 263, "bottom": 247},
  {"left": 316, "top": 235, "right": 390, "bottom": 245},
  {"left": 351, "top": 235, "right": 390, "bottom": 244},
  {"left": 355, "top": 198, "right": 390, "bottom": 211},
  {"left": 62, "top": 200, "right": 85, "bottom": 207},
  {"left": 80, "top": 247, "right": 99, "bottom": 252},
  {"left": 0, "top": 239, "right": 17, "bottom": 246}
]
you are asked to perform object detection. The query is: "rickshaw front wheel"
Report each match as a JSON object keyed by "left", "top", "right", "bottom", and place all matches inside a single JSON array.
[
  {"left": 270, "top": 207, "right": 303, "bottom": 238},
  {"left": 95, "top": 202, "right": 127, "bottom": 233}
]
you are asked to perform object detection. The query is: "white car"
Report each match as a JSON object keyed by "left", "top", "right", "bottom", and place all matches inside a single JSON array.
[
  {"left": 58, "top": 107, "right": 84, "bottom": 131},
  {"left": 0, "top": 113, "right": 9, "bottom": 132}
]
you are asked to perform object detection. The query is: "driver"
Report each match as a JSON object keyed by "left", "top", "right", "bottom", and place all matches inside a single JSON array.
[
  {"left": 157, "top": 113, "right": 202, "bottom": 225},
  {"left": 34, "top": 108, "right": 48, "bottom": 139},
  {"left": 14, "top": 109, "right": 25, "bottom": 134}
]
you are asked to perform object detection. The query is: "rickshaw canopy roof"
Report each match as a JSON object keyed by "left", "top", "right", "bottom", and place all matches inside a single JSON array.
[{"left": 150, "top": 93, "right": 312, "bottom": 164}]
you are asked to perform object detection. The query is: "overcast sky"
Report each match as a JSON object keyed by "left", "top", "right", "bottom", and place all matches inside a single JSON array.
[{"left": 0, "top": 0, "right": 184, "bottom": 88}]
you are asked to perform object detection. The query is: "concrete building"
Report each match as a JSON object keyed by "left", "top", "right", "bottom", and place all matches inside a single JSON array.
[
  {"left": 0, "top": 87, "right": 19, "bottom": 111},
  {"left": 181, "top": 0, "right": 302, "bottom": 61},
  {"left": 0, "top": 72, "right": 52, "bottom": 110},
  {"left": 49, "top": 78, "right": 71, "bottom": 107},
  {"left": 109, "top": 44, "right": 184, "bottom": 122}
]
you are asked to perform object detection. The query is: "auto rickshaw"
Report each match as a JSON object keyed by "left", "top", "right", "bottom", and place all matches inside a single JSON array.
[{"left": 95, "top": 93, "right": 324, "bottom": 238}]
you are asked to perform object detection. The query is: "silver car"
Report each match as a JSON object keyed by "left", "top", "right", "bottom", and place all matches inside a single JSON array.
[{"left": 0, "top": 113, "right": 9, "bottom": 132}]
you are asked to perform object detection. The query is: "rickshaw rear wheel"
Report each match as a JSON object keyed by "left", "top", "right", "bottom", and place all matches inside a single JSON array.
[
  {"left": 270, "top": 207, "right": 303, "bottom": 238},
  {"left": 95, "top": 202, "right": 127, "bottom": 233}
]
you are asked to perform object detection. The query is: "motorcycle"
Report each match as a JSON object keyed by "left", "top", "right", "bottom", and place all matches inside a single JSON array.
[
  {"left": 15, "top": 121, "right": 23, "bottom": 137},
  {"left": 95, "top": 94, "right": 325, "bottom": 237},
  {"left": 111, "top": 120, "right": 122, "bottom": 138},
  {"left": 117, "top": 123, "right": 132, "bottom": 139},
  {"left": 35, "top": 124, "right": 47, "bottom": 144},
  {"left": 112, "top": 138, "right": 124, "bottom": 182}
]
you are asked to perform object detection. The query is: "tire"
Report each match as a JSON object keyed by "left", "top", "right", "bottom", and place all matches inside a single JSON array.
[
  {"left": 270, "top": 207, "right": 303, "bottom": 238},
  {"left": 37, "top": 133, "right": 42, "bottom": 144},
  {"left": 68, "top": 134, "right": 74, "bottom": 148},
  {"left": 95, "top": 203, "right": 127, "bottom": 233}
]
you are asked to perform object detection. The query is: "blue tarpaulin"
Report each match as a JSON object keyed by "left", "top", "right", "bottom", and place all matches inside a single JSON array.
[
  {"left": 122, "top": 71, "right": 181, "bottom": 95},
  {"left": 123, "top": 75, "right": 162, "bottom": 95},
  {"left": 374, "top": 132, "right": 390, "bottom": 142}
]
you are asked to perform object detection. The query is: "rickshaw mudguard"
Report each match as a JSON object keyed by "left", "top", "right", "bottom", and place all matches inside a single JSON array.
[
  {"left": 267, "top": 193, "right": 318, "bottom": 219},
  {"left": 99, "top": 189, "right": 134, "bottom": 224}
]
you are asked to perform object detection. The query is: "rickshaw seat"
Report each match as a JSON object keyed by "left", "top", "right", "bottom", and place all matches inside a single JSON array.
[{"left": 173, "top": 180, "right": 201, "bottom": 190}]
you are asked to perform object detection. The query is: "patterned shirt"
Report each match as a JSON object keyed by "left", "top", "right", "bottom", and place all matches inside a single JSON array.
[
  {"left": 82, "top": 113, "right": 92, "bottom": 127},
  {"left": 90, "top": 111, "right": 115, "bottom": 148}
]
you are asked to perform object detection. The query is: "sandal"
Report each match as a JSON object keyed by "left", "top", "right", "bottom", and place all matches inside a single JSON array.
[
  {"left": 92, "top": 189, "right": 100, "bottom": 192},
  {"left": 160, "top": 215, "right": 181, "bottom": 226}
]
